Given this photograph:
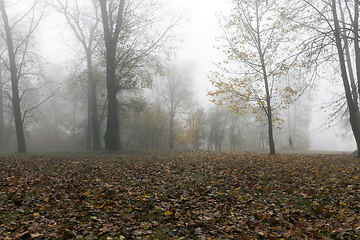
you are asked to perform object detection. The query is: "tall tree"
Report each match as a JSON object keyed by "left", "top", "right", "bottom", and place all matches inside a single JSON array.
[
  {"left": 208, "top": 0, "right": 306, "bottom": 154},
  {"left": 56, "top": 0, "right": 102, "bottom": 150},
  {"left": 296, "top": 0, "right": 360, "bottom": 156},
  {"left": 330, "top": 0, "right": 360, "bottom": 155},
  {"left": 0, "top": 0, "right": 26, "bottom": 152},
  {"left": 0, "top": 0, "right": 45, "bottom": 153},
  {"left": 98, "top": 0, "right": 125, "bottom": 150}
]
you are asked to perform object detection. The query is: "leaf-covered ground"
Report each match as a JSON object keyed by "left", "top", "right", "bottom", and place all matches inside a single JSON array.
[{"left": 1, "top": 150, "right": 360, "bottom": 239}]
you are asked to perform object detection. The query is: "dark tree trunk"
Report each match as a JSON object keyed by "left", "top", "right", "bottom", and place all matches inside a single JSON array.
[
  {"left": 260, "top": 57, "right": 275, "bottom": 154},
  {"left": 99, "top": 0, "right": 124, "bottom": 151},
  {"left": 0, "top": 63, "right": 3, "bottom": 150},
  {"left": 332, "top": 0, "right": 360, "bottom": 157},
  {"left": 0, "top": 0, "right": 26, "bottom": 153},
  {"left": 353, "top": 1, "right": 360, "bottom": 157},
  {"left": 91, "top": 82, "right": 102, "bottom": 149}
]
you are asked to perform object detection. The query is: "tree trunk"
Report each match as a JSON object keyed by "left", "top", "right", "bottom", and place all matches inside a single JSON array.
[
  {"left": 169, "top": 112, "right": 174, "bottom": 150},
  {"left": 331, "top": 0, "right": 360, "bottom": 157},
  {"left": 0, "top": 62, "right": 3, "bottom": 150},
  {"left": 86, "top": 86, "right": 92, "bottom": 150},
  {"left": 72, "top": 99, "right": 76, "bottom": 150},
  {"left": 87, "top": 54, "right": 102, "bottom": 150},
  {"left": 0, "top": 0, "right": 26, "bottom": 153},
  {"left": 99, "top": 0, "right": 124, "bottom": 151},
  {"left": 54, "top": 100, "right": 59, "bottom": 150},
  {"left": 261, "top": 59, "right": 275, "bottom": 154},
  {"left": 103, "top": 47, "right": 121, "bottom": 150},
  {"left": 255, "top": 6, "right": 275, "bottom": 155}
]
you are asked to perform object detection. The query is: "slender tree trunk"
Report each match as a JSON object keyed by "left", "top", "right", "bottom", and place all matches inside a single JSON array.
[
  {"left": 53, "top": 100, "right": 59, "bottom": 150},
  {"left": 255, "top": 6, "right": 275, "bottom": 154},
  {"left": 260, "top": 55, "right": 275, "bottom": 154},
  {"left": 87, "top": 54, "right": 102, "bottom": 150},
  {"left": 0, "top": 0, "right": 26, "bottom": 153},
  {"left": 72, "top": 98, "right": 76, "bottom": 150},
  {"left": 332, "top": 0, "right": 360, "bottom": 157},
  {"left": 169, "top": 112, "right": 174, "bottom": 150},
  {"left": 86, "top": 86, "right": 92, "bottom": 150},
  {"left": 353, "top": 1, "right": 360, "bottom": 108}
]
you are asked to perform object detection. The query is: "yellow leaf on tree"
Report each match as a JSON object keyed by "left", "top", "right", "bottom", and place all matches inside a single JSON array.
[{"left": 85, "top": 191, "right": 91, "bottom": 195}]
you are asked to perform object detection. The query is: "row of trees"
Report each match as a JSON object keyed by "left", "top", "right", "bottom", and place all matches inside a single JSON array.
[
  {"left": 209, "top": 0, "right": 360, "bottom": 155},
  {"left": 0, "top": 0, "right": 357, "bottom": 154},
  {"left": 0, "top": 0, "right": 182, "bottom": 153}
]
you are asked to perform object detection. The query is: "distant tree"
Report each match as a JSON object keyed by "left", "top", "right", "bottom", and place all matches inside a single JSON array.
[
  {"left": 208, "top": 0, "right": 307, "bottom": 154},
  {"left": 206, "top": 106, "right": 229, "bottom": 151},
  {"left": 185, "top": 107, "right": 206, "bottom": 150},
  {"left": 154, "top": 61, "right": 195, "bottom": 150},
  {"left": 228, "top": 111, "right": 241, "bottom": 150}
]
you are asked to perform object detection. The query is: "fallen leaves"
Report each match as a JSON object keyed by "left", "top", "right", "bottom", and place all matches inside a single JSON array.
[{"left": 0, "top": 151, "right": 359, "bottom": 239}]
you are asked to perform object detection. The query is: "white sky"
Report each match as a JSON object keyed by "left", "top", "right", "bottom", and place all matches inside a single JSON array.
[{"left": 38, "top": 0, "right": 356, "bottom": 152}]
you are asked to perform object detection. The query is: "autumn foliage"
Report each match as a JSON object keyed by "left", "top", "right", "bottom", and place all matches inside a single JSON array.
[{"left": 1, "top": 151, "right": 360, "bottom": 239}]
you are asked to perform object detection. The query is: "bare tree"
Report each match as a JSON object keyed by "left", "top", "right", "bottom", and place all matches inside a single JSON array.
[
  {"left": 98, "top": 0, "right": 125, "bottom": 150},
  {"left": 55, "top": 0, "right": 103, "bottom": 150},
  {"left": 330, "top": 0, "right": 360, "bottom": 155},
  {"left": 98, "top": 0, "right": 182, "bottom": 150},
  {"left": 295, "top": 0, "right": 360, "bottom": 156},
  {"left": 154, "top": 61, "right": 194, "bottom": 150}
]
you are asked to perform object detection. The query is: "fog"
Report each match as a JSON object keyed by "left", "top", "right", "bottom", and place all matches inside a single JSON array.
[{"left": 0, "top": 0, "right": 357, "bottom": 153}]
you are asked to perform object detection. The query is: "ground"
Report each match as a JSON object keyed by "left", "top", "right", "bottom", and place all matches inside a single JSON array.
[{"left": 0, "top": 150, "right": 360, "bottom": 239}]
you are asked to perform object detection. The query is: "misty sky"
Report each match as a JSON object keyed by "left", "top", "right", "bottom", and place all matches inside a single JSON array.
[{"left": 39, "top": 0, "right": 356, "bottom": 152}]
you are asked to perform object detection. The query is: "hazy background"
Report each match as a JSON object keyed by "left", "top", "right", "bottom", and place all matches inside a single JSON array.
[{"left": 27, "top": 0, "right": 358, "bottom": 152}]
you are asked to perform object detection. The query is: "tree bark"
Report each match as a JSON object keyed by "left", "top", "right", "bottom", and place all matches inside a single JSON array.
[
  {"left": 99, "top": 0, "right": 125, "bottom": 151},
  {"left": 0, "top": 0, "right": 26, "bottom": 153}
]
